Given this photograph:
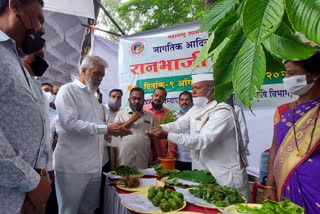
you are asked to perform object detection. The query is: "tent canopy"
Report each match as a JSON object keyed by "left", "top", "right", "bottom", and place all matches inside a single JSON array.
[{"left": 40, "top": 0, "right": 96, "bottom": 85}]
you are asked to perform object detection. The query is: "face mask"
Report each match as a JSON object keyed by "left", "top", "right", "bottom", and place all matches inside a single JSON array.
[
  {"left": 180, "top": 106, "right": 192, "bottom": 114},
  {"left": 108, "top": 98, "right": 121, "bottom": 110},
  {"left": 129, "top": 103, "right": 143, "bottom": 112},
  {"left": 193, "top": 97, "right": 209, "bottom": 108},
  {"left": 43, "top": 91, "right": 51, "bottom": 100},
  {"left": 22, "top": 29, "right": 45, "bottom": 55},
  {"left": 151, "top": 102, "right": 163, "bottom": 111},
  {"left": 48, "top": 94, "right": 56, "bottom": 104},
  {"left": 29, "top": 55, "right": 49, "bottom": 76},
  {"left": 283, "top": 74, "right": 314, "bottom": 96},
  {"left": 193, "top": 86, "right": 213, "bottom": 108}
]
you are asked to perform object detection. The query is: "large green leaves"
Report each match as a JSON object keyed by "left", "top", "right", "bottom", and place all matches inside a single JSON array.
[
  {"left": 213, "top": 29, "right": 246, "bottom": 103},
  {"left": 263, "top": 23, "right": 316, "bottom": 60},
  {"left": 243, "top": 0, "right": 285, "bottom": 44},
  {"left": 232, "top": 40, "right": 266, "bottom": 108},
  {"left": 214, "top": 29, "right": 246, "bottom": 86},
  {"left": 200, "top": 0, "right": 239, "bottom": 31},
  {"left": 286, "top": 0, "right": 320, "bottom": 45}
]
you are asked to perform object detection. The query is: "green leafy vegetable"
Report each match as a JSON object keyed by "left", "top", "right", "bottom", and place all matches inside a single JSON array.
[
  {"left": 237, "top": 197, "right": 305, "bottom": 213},
  {"left": 166, "top": 170, "right": 216, "bottom": 187},
  {"left": 189, "top": 184, "right": 245, "bottom": 207},
  {"left": 153, "top": 163, "right": 176, "bottom": 177},
  {"left": 111, "top": 165, "right": 142, "bottom": 177}
]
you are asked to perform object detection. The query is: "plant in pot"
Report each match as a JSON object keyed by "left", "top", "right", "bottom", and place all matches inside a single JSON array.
[{"left": 158, "top": 110, "right": 178, "bottom": 170}]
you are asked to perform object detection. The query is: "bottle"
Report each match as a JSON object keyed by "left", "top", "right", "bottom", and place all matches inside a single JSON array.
[{"left": 259, "top": 150, "right": 270, "bottom": 185}]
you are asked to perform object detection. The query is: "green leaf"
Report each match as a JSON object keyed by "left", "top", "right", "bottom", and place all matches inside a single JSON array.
[
  {"left": 264, "top": 48, "right": 285, "bottom": 75},
  {"left": 210, "top": 38, "right": 230, "bottom": 65},
  {"left": 194, "top": 33, "right": 215, "bottom": 67},
  {"left": 286, "top": 0, "right": 320, "bottom": 45},
  {"left": 232, "top": 40, "right": 266, "bottom": 108},
  {"left": 208, "top": 0, "right": 244, "bottom": 53},
  {"left": 200, "top": 0, "right": 239, "bottom": 32},
  {"left": 242, "top": 0, "right": 285, "bottom": 43},
  {"left": 214, "top": 82, "right": 234, "bottom": 103},
  {"left": 214, "top": 29, "right": 246, "bottom": 86},
  {"left": 262, "top": 22, "right": 316, "bottom": 60}
]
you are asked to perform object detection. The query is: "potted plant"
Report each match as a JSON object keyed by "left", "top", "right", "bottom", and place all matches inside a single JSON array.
[{"left": 158, "top": 111, "right": 177, "bottom": 170}]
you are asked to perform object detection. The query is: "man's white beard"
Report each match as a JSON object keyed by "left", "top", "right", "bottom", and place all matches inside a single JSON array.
[{"left": 86, "top": 79, "right": 98, "bottom": 95}]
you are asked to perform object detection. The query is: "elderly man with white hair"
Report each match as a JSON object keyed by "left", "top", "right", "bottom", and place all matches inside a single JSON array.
[
  {"left": 147, "top": 73, "right": 250, "bottom": 200},
  {"left": 53, "top": 55, "right": 132, "bottom": 214}
]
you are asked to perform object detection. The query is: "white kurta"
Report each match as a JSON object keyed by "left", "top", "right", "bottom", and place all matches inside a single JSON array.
[
  {"left": 161, "top": 100, "right": 250, "bottom": 199},
  {"left": 54, "top": 79, "right": 108, "bottom": 173}
]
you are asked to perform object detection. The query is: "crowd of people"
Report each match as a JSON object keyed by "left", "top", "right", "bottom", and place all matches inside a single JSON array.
[{"left": 0, "top": 0, "right": 320, "bottom": 214}]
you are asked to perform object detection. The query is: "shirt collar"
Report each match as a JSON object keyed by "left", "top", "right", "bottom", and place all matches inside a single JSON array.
[
  {"left": 0, "top": 29, "right": 26, "bottom": 58},
  {"left": 74, "top": 79, "right": 87, "bottom": 89},
  {"left": 0, "top": 29, "right": 11, "bottom": 42}
]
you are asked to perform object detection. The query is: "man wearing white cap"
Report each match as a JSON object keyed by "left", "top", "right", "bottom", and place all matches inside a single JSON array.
[{"left": 147, "top": 73, "right": 250, "bottom": 199}]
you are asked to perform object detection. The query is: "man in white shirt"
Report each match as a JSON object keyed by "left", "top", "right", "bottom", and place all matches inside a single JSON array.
[
  {"left": 147, "top": 73, "right": 250, "bottom": 199},
  {"left": 103, "top": 89, "right": 123, "bottom": 171},
  {"left": 175, "top": 91, "right": 193, "bottom": 170},
  {"left": 54, "top": 55, "right": 132, "bottom": 214},
  {"left": 114, "top": 87, "right": 157, "bottom": 169}
]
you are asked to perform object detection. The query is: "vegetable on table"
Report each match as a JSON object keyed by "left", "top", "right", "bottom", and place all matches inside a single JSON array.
[
  {"left": 189, "top": 184, "right": 245, "bottom": 207},
  {"left": 111, "top": 165, "right": 142, "bottom": 177},
  {"left": 237, "top": 197, "right": 304, "bottom": 214},
  {"left": 147, "top": 186, "right": 184, "bottom": 212},
  {"left": 166, "top": 169, "right": 216, "bottom": 187}
]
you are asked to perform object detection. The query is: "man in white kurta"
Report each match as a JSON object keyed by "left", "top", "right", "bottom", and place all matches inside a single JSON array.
[
  {"left": 147, "top": 74, "right": 250, "bottom": 200},
  {"left": 54, "top": 56, "right": 132, "bottom": 214},
  {"left": 114, "top": 87, "right": 157, "bottom": 169}
]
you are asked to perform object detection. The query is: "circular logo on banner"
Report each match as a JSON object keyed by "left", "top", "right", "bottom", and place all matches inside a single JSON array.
[{"left": 130, "top": 41, "right": 146, "bottom": 55}]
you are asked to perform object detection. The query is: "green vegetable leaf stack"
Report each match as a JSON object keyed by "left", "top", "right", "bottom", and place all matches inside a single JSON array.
[
  {"left": 237, "top": 197, "right": 304, "bottom": 214},
  {"left": 189, "top": 184, "right": 245, "bottom": 207},
  {"left": 166, "top": 169, "right": 216, "bottom": 187},
  {"left": 111, "top": 165, "right": 142, "bottom": 177}
]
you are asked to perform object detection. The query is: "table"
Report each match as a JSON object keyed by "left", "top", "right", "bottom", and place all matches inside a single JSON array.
[{"left": 103, "top": 177, "right": 221, "bottom": 214}]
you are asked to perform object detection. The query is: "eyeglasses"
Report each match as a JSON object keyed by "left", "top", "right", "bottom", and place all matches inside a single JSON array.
[{"left": 130, "top": 96, "right": 143, "bottom": 101}]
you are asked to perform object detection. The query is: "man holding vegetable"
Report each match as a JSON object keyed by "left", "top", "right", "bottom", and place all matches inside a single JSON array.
[{"left": 147, "top": 73, "right": 250, "bottom": 200}]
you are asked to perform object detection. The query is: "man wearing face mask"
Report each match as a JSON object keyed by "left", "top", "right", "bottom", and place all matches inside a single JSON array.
[
  {"left": 147, "top": 74, "right": 250, "bottom": 200},
  {"left": 103, "top": 89, "right": 123, "bottom": 171},
  {"left": 0, "top": 0, "right": 52, "bottom": 213},
  {"left": 144, "top": 87, "right": 177, "bottom": 158},
  {"left": 53, "top": 55, "right": 132, "bottom": 214},
  {"left": 175, "top": 91, "right": 193, "bottom": 170},
  {"left": 114, "top": 87, "right": 158, "bottom": 169}
]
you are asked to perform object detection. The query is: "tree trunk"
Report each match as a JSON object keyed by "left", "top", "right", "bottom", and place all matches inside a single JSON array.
[{"left": 205, "top": 0, "right": 218, "bottom": 11}]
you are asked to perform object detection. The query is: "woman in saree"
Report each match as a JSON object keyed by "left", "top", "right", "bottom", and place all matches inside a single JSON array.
[{"left": 264, "top": 52, "right": 320, "bottom": 214}]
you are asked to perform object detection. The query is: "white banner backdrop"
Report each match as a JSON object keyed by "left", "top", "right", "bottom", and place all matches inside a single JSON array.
[
  {"left": 118, "top": 21, "right": 297, "bottom": 177},
  {"left": 118, "top": 21, "right": 211, "bottom": 110}
]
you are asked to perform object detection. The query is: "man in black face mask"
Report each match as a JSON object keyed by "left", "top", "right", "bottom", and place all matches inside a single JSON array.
[
  {"left": 143, "top": 87, "right": 176, "bottom": 159},
  {"left": 23, "top": 48, "right": 49, "bottom": 77},
  {"left": 113, "top": 87, "right": 160, "bottom": 168},
  {"left": 0, "top": 0, "right": 51, "bottom": 213}
]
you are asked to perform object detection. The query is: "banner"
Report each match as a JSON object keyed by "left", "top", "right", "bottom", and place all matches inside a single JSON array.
[
  {"left": 118, "top": 21, "right": 298, "bottom": 177},
  {"left": 118, "top": 21, "right": 211, "bottom": 109}
]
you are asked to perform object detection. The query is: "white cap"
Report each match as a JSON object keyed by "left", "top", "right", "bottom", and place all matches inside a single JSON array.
[{"left": 192, "top": 73, "right": 214, "bottom": 84}]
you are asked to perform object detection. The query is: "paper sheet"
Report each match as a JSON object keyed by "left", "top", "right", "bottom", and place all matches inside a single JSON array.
[
  {"left": 119, "top": 194, "right": 158, "bottom": 212},
  {"left": 139, "top": 178, "right": 157, "bottom": 187},
  {"left": 174, "top": 187, "right": 215, "bottom": 207},
  {"left": 140, "top": 168, "right": 157, "bottom": 176},
  {"left": 103, "top": 172, "right": 122, "bottom": 179},
  {"left": 167, "top": 178, "right": 200, "bottom": 186}
]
